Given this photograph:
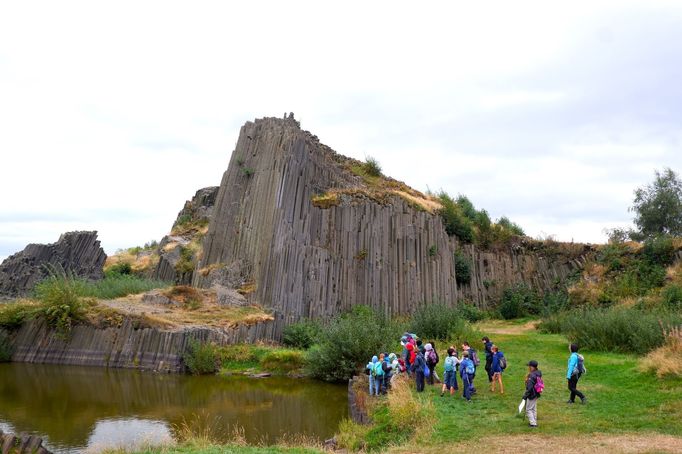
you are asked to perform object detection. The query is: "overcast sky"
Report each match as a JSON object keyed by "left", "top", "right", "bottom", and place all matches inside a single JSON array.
[{"left": 1, "top": 1, "right": 681, "bottom": 261}]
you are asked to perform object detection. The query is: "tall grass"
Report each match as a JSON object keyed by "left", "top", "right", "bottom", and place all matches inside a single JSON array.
[
  {"left": 183, "top": 340, "right": 218, "bottom": 375},
  {"left": 540, "top": 306, "right": 682, "bottom": 354},
  {"left": 640, "top": 325, "right": 682, "bottom": 378},
  {"left": 80, "top": 274, "right": 170, "bottom": 299},
  {"left": 34, "top": 270, "right": 88, "bottom": 338},
  {"left": 409, "top": 303, "right": 475, "bottom": 341}
]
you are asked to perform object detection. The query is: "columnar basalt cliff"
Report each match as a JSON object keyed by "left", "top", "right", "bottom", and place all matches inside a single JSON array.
[
  {"left": 0, "top": 231, "right": 106, "bottom": 297},
  {"left": 194, "top": 116, "right": 593, "bottom": 319}
]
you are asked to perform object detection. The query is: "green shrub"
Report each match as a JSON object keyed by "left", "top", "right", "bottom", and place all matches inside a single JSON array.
[
  {"left": 0, "top": 302, "right": 33, "bottom": 329},
  {"left": 282, "top": 320, "right": 322, "bottom": 349},
  {"left": 409, "top": 303, "right": 473, "bottom": 341},
  {"left": 662, "top": 284, "right": 682, "bottom": 309},
  {"left": 363, "top": 156, "right": 382, "bottom": 177},
  {"left": 454, "top": 302, "right": 486, "bottom": 322},
  {"left": 498, "top": 284, "right": 540, "bottom": 319},
  {"left": 306, "top": 305, "right": 403, "bottom": 382},
  {"left": 0, "top": 332, "right": 12, "bottom": 362},
  {"left": 104, "top": 262, "right": 132, "bottom": 277},
  {"left": 259, "top": 349, "right": 305, "bottom": 372},
  {"left": 642, "top": 235, "right": 677, "bottom": 266},
  {"left": 34, "top": 270, "right": 87, "bottom": 338},
  {"left": 539, "top": 306, "right": 682, "bottom": 354},
  {"left": 184, "top": 340, "right": 218, "bottom": 375},
  {"left": 541, "top": 290, "right": 570, "bottom": 316},
  {"left": 241, "top": 167, "right": 255, "bottom": 177},
  {"left": 438, "top": 192, "right": 474, "bottom": 242},
  {"left": 454, "top": 251, "right": 471, "bottom": 285}
]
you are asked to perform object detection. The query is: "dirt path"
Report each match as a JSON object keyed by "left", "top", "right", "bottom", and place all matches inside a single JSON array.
[{"left": 476, "top": 319, "right": 540, "bottom": 335}]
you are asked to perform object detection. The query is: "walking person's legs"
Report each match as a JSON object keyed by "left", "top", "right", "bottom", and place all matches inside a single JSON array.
[
  {"left": 526, "top": 398, "right": 538, "bottom": 426},
  {"left": 485, "top": 357, "right": 493, "bottom": 382}
]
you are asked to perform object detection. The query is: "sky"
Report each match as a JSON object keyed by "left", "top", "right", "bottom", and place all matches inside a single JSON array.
[{"left": 1, "top": 1, "right": 682, "bottom": 261}]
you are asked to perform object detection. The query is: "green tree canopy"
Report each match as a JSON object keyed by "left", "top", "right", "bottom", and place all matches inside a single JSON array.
[{"left": 630, "top": 168, "right": 682, "bottom": 239}]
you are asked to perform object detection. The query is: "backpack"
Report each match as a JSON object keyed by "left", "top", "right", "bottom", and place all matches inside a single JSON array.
[
  {"left": 427, "top": 349, "right": 437, "bottom": 365},
  {"left": 464, "top": 359, "right": 475, "bottom": 375},
  {"left": 444, "top": 356, "right": 455, "bottom": 372},
  {"left": 398, "top": 358, "right": 407, "bottom": 373},
  {"left": 534, "top": 376, "right": 544, "bottom": 395},
  {"left": 424, "top": 363, "right": 431, "bottom": 377},
  {"left": 469, "top": 348, "right": 480, "bottom": 366},
  {"left": 374, "top": 362, "right": 384, "bottom": 376},
  {"left": 499, "top": 354, "right": 507, "bottom": 370},
  {"left": 577, "top": 354, "right": 586, "bottom": 375}
]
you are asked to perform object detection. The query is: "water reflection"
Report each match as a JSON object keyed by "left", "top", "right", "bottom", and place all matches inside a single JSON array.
[{"left": 0, "top": 363, "right": 347, "bottom": 452}]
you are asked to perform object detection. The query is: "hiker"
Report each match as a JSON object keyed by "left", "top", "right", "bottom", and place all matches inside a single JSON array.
[
  {"left": 482, "top": 336, "right": 494, "bottom": 382},
  {"left": 567, "top": 343, "right": 587, "bottom": 404},
  {"left": 522, "top": 360, "right": 543, "bottom": 428},
  {"left": 412, "top": 347, "right": 427, "bottom": 392},
  {"left": 461, "top": 341, "right": 478, "bottom": 393},
  {"left": 459, "top": 350, "right": 475, "bottom": 402},
  {"left": 388, "top": 352, "right": 401, "bottom": 385},
  {"left": 406, "top": 342, "right": 416, "bottom": 376},
  {"left": 430, "top": 341, "right": 441, "bottom": 384},
  {"left": 490, "top": 345, "right": 505, "bottom": 394},
  {"left": 440, "top": 347, "right": 460, "bottom": 397},
  {"left": 381, "top": 352, "right": 395, "bottom": 393},
  {"left": 416, "top": 339, "right": 425, "bottom": 355},
  {"left": 366, "top": 355, "right": 379, "bottom": 395},
  {"left": 424, "top": 343, "right": 438, "bottom": 385},
  {"left": 375, "top": 353, "right": 386, "bottom": 394}
]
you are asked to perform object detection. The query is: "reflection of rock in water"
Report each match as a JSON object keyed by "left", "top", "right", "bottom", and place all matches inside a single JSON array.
[{"left": 0, "top": 363, "right": 347, "bottom": 450}]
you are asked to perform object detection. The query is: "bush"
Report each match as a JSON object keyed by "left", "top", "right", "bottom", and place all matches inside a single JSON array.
[
  {"left": 454, "top": 302, "right": 486, "bottom": 322},
  {"left": 282, "top": 320, "right": 322, "bottom": 349},
  {"left": 662, "top": 284, "right": 682, "bottom": 309},
  {"left": 409, "top": 303, "right": 474, "bottom": 341},
  {"left": 80, "top": 275, "right": 170, "bottom": 299},
  {"left": 363, "top": 156, "right": 382, "bottom": 177},
  {"left": 104, "top": 262, "right": 132, "bottom": 277},
  {"left": 34, "top": 270, "right": 88, "bottom": 338},
  {"left": 184, "top": 340, "right": 218, "bottom": 375},
  {"left": 0, "top": 301, "right": 34, "bottom": 329},
  {"left": 306, "top": 305, "right": 403, "bottom": 382},
  {"left": 0, "top": 332, "right": 12, "bottom": 362},
  {"left": 498, "top": 284, "right": 540, "bottom": 319},
  {"left": 438, "top": 192, "right": 474, "bottom": 242},
  {"left": 539, "top": 306, "right": 682, "bottom": 354},
  {"left": 642, "top": 235, "right": 677, "bottom": 266},
  {"left": 454, "top": 251, "right": 471, "bottom": 285},
  {"left": 259, "top": 349, "right": 305, "bottom": 373}
]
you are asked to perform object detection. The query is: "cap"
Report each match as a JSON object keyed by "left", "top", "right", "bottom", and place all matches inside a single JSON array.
[{"left": 527, "top": 360, "right": 538, "bottom": 368}]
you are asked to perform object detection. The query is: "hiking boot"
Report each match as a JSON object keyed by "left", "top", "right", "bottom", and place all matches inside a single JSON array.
[
  {"left": 440, "top": 392, "right": 444, "bottom": 397},
  {"left": 580, "top": 397, "right": 588, "bottom": 404},
  {"left": 566, "top": 400, "right": 574, "bottom": 404},
  {"left": 529, "top": 424, "right": 538, "bottom": 428}
]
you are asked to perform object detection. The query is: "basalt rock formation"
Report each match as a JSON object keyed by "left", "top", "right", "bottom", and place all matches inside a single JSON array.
[
  {"left": 0, "top": 231, "right": 106, "bottom": 297},
  {"left": 0, "top": 430, "right": 51, "bottom": 454},
  {"left": 153, "top": 186, "right": 219, "bottom": 284},
  {"left": 193, "top": 116, "right": 594, "bottom": 320}
]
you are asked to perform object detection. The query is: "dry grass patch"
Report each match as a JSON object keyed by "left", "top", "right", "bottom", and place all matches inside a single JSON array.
[
  {"left": 237, "top": 281, "right": 256, "bottom": 296},
  {"left": 641, "top": 325, "right": 682, "bottom": 378}
]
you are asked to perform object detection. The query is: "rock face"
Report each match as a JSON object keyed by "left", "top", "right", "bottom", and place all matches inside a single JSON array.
[
  {"left": 153, "top": 186, "right": 219, "bottom": 284},
  {"left": 194, "top": 116, "right": 593, "bottom": 320},
  {"left": 0, "top": 430, "right": 51, "bottom": 454},
  {"left": 4, "top": 315, "right": 286, "bottom": 372},
  {"left": 0, "top": 231, "right": 106, "bottom": 297}
]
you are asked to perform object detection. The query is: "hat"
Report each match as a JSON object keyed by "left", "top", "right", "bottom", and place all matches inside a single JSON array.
[
  {"left": 527, "top": 360, "right": 538, "bottom": 368},
  {"left": 424, "top": 343, "right": 432, "bottom": 351}
]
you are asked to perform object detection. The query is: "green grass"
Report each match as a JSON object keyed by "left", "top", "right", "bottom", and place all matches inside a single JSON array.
[
  {"left": 80, "top": 274, "right": 171, "bottom": 299},
  {"left": 418, "top": 323, "right": 682, "bottom": 446},
  {"left": 216, "top": 344, "right": 306, "bottom": 375},
  {"left": 119, "top": 445, "right": 322, "bottom": 454}
]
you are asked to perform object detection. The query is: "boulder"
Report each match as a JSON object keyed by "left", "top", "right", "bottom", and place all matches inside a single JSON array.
[{"left": 0, "top": 231, "right": 106, "bottom": 297}]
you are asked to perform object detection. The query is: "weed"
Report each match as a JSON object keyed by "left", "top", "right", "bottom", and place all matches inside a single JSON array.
[
  {"left": 428, "top": 245, "right": 437, "bottom": 257},
  {"left": 363, "top": 156, "right": 382, "bottom": 177},
  {"left": 241, "top": 167, "right": 255, "bottom": 177},
  {"left": 282, "top": 320, "right": 322, "bottom": 349},
  {"left": 259, "top": 349, "right": 305, "bottom": 373},
  {"left": 454, "top": 251, "right": 471, "bottom": 285},
  {"left": 640, "top": 325, "right": 682, "bottom": 378},
  {"left": 183, "top": 340, "right": 218, "bottom": 375}
]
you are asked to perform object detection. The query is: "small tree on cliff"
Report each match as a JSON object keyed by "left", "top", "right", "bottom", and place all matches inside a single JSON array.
[{"left": 630, "top": 168, "right": 682, "bottom": 240}]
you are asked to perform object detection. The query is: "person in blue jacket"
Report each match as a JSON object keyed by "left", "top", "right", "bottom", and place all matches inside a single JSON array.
[
  {"left": 366, "top": 356, "right": 379, "bottom": 395},
  {"left": 459, "top": 350, "right": 475, "bottom": 403},
  {"left": 412, "top": 349, "right": 426, "bottom": 392},
  {"left": 490, "top": 345, "right": 505, "bottom": 394},
  {"left": 566, "top": 343, "right": 587, "bottom": 404}
]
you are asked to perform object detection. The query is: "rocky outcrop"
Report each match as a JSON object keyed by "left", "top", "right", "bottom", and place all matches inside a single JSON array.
[
  {"left": 194, "top": 116, "right": 593, "bottom": 320},
  {"left": 3, "top": 315, "right": 287, "bottom": 372},
  {"left": 0, "top": 430, "right": 51, "bottom": 454},
  {"left": 153, "top": 187, "right": 219, "bottom": 284},
  {"left": 0, "top": 231, "right": 106, "bottom": 297}
]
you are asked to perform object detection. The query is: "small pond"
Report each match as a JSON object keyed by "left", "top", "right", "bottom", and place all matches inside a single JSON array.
[{"left": 0, "top": 363, "right": 348, "bottom": 453}]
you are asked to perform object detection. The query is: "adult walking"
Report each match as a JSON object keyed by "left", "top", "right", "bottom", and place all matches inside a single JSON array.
[
  {"left": 482, "top": 336, "right": 494, "bottom": 382},
  {"left": 412, "top": 348, "right": 427, "bottom": 392},
  {"left": 567, "top": 343, "right": 587, "bottom": 404}
]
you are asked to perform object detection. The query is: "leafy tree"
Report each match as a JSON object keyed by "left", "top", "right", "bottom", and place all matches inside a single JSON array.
[{"left": 631, "top": 168, "right": 682, "bottom": 239}]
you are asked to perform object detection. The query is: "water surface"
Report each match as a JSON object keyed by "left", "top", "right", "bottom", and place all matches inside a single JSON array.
[{"left": 0, "top": 363, "right": 347, "bottom": 452}]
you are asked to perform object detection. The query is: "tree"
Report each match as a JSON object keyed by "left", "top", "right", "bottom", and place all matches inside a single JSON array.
[{"left": 630, "top": 168, "right": 682, "bottom": 239}]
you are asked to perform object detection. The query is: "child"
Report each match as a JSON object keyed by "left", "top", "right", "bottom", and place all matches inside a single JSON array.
[
  {"left": 490, "top": 345, "right": 505, "bottom": 394},
  {"left": 459, "top": 350, "right": 475, "bottom": 403},
  {"left": 440, "top": 347, "right": 460, "bottom": 397},
  {"left": 412, "top": 348, "right": 426, "bottom": 392},
  {"left": 424, "top": 343, "right": 438, "bottom": 385},
  {"left": 522, "top": 360, "right": 543, "bottom": 428},
  {"left": 374, "top": 353, "right": 385, "bottom": 395}
]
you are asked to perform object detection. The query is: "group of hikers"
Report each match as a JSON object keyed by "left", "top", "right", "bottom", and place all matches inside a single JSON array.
[{"left": 366, "top": 333, "right": 588, "bottom": 428}]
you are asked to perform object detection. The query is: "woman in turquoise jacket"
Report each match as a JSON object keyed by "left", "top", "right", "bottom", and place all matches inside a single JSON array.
[{"left": 566, "top": 343, "right": 586, "bottom": 404}]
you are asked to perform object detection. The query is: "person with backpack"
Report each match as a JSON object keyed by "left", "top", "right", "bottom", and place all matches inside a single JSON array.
[
  {"left": 424, "top": 343, "right": 439, "bottom": 385},
  {"left": 412, "top": 347, "right": 427, "bottom": 392},
  {"left": 566, "top": 343, "right": 587, "bottom": 404},
  {"left": 366, "top": 355, "right": 379, "bottom": 396},
  {"left": 381, "top": 352, "right": 395, "bottom": 393},
  {"left": 490, "top": 345, "right": 505, "bottom": 394},
  {"left": 405, "top": 342, "right": 416, "bottom": 376},
  {"left": 522, "top": 360, "right": 543, "bottom": 428},
  {"left": 459, "top": 350, "right": 475, "bottom": 402},
  {"left": 440, "top": 347, "right": 460, "bottom": 397},
  {"left": 373, "top": 353, "right": 385, "bottom": 395},
  {"left": 430, "top": 341, "right": 442, "bottom": 384},
  {"left": 462, "top": 342, "right": 479, "bottom": 393},
  {"left": 482, "top": 336, "right": 494, "bottom": 383}
]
